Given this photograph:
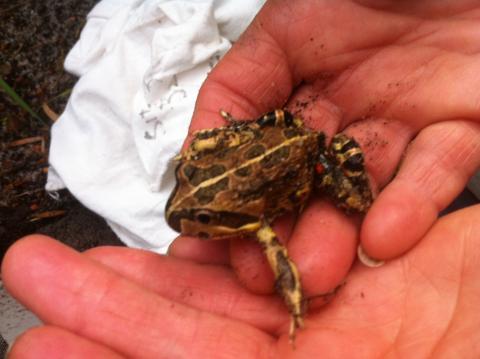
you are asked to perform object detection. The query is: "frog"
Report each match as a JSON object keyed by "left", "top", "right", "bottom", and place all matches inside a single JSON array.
[{"left": 165, "top": 109, "right": 372, "bottom": 342}]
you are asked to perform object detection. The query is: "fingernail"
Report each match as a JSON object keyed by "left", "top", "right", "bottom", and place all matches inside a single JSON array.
[{"left": 357, "top": 244, "right": 385, "bottom": 267}]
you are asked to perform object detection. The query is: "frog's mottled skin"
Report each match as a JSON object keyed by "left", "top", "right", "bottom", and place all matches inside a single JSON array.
[{"left": 165, "top": 109, "right": 372, "bottom": 342}]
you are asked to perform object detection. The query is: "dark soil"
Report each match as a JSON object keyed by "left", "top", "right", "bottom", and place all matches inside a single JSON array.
[{"left": 0, "top": 1, "right": 123, "bottom": 266}]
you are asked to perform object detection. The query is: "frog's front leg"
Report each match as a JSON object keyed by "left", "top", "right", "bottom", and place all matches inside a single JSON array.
[
  {"left": 220, "top": 109, "right": 304, "bottom": 128},
  {"left": 256, "top": 222, "right": 304, "bottom": 342}
]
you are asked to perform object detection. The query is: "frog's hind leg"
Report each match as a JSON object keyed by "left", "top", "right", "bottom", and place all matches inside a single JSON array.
[{"left": 256, "top": 222, "right": 304, "bottom": 343}]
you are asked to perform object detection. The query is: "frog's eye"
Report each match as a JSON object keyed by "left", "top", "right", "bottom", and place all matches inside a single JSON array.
[{"left": 196, "top": 210, "right": 212, "bottom": 224}]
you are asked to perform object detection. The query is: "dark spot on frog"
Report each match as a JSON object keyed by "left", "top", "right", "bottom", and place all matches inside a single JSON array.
[
  {"left": 275, "top": 250, "right": 296, "bottom": 292},
  {"left": 245, "top": 144, "right": 266, "bottom": 159},
  {"left": 194, "top": 177, "right": 229, "bottom": 204},
  {"left": 184, "top": 164, "right": 226, "bottom": 186},
  {"left": 335, "top": 138, "right": 359, "bottom": 153},
  {"left": 214, "top": 145, "right": 237, "bottom": 159},
  {"left": 284, "top": 167, "right": 299, "bottom": 180},
  {"left": 260, "top": 146, "right": 290, "bottom": 169},
  {"left": 343, "top": 153, "right": 364, "bottom": 173},
  {"left": 234, "top": 165, "right": 252, "bottom": 177},
  {"left": 283, "top": 127, "right": 302, "bottom": 139},
  {"left": 182, "top": 164, "right": 196, "bottom": 179}
]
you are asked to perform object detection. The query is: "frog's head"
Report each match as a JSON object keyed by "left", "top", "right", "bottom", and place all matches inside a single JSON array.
[
  {"left": 165, "top": 207, "right": 261, "bottom": 239},
  {"left": 165, "top": 154, "right": 264, "bottom": 239}
]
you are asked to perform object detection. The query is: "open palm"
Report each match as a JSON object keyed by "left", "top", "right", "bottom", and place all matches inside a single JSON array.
[
  {"left": 3, "top": 1, "right": 480, "bottom": 357},
  {"left": 3, "top": 205, "right": 480, "bottom": 357}
]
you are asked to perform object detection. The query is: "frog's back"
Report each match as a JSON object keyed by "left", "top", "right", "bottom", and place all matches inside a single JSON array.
[
  {"left": 166, "top": 121, "right": 319, "bottom": 238},
  {"left": 228, "top": 124, "right": 319, "bottom": 220}
]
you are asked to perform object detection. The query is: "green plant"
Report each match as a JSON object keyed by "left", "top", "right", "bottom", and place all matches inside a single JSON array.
[{"left": 0, "top": 77, "right": 47, "bottom": 125}]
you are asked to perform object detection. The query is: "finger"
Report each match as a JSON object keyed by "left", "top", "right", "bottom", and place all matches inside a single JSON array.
[
  {"left": 341, "top": 116, "right": 414, "bottom": 188},
  {"left": 362, "top": 120, "right": 480, "bottom": 259},
  {"left": 230, "top": 237, "right": 274, "bottom": 294},
  {"left": 288, "top": 201, "right": 360, "bottom": 297},
  {"left": 286, "top": 82, "right": 416, "bottom": 189},
  {"left": 286, "top": 83, "right": 343, "bottom": 136},
  {"left": 229, "top": 214, "right": 300, "bottom": 295},
  {"left": 2, "top": 235, "right": 276, "bottom": 358},
  {"left": 9, "top": 326, "right": 123, "bottom": 359},
  {"left": 167, "top": 235, "right": 230, "bottom": 265},
  {"left": 84, "top": 245, "right": 287, "bottom": 333},
  {"left": 327, "top": 41, "right": 480, "bottom": 129}
]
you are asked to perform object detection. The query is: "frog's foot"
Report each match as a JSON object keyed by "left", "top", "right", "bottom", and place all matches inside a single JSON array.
[
  {"left": 218, "top": 109, "right": 252, "bottom": 126},
  {"left": 256, "top": 222, "right": 304, "bottom": 344},
  {"left": 219, "top": 109, "right": 237, "bottom": 123}
]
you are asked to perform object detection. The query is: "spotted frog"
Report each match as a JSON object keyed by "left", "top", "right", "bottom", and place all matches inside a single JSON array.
[{"left": 165, "top": 109, "right": 372, "bottom": 341}]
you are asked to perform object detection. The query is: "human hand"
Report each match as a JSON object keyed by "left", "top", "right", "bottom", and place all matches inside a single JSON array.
[
  {"left": 170, "top": 0, "right": 480, "bottom": 300},
  {"left": 3, "top": 205, "right": 480, "bottom": 357}
]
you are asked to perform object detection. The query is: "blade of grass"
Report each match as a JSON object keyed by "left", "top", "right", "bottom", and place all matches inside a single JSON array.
[
  {"left": 0, "top": 77, "right": 48, "bottom": 126},
  {"left": 54, "top": 88, "right": 72, "bottom": 100}
]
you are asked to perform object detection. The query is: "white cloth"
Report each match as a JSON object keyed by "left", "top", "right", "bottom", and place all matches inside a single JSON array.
[{"left": 47, "top": 0, "right": 265, "bottom": 253}]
